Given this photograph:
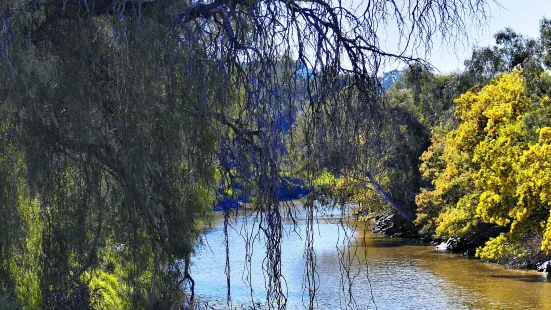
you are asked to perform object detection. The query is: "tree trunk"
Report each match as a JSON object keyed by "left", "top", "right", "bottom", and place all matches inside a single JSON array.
[{"left": 367, "top": 171, "right": 414, "bottom": 222}]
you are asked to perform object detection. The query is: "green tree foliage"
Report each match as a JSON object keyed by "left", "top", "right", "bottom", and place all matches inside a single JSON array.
[
  {"left": 541, "top": 18, "right": 551, "bottom": 68},
  {"left": 416, "top": 69, "right": 551, "bottom": 261},
  {"left": 297, "top": 78, "right": 430, "bottom": 221},
  {"left": 0, "top": 3, "right": 219, "bottom": 307},
  {"left": 399, "top": 64, "right": 467, "bottom": 129},
  {"left": 415, "top": 19, "right": 551, "bottom": 262},
  {"left": 0, "top": 0, "right": 497, "bottom": 308}
]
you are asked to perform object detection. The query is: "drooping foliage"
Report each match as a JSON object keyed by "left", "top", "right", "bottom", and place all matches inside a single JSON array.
[
  {"left": 308, "top": 27, "right": 542, "bottom": 232},
  {"left": 0, "top": 0, "right": 496, "bottom": 308}
]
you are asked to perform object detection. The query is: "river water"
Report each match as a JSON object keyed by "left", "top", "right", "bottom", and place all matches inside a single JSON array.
[{"left": 190, "top": 204, "right": 551, "bottom": 309}]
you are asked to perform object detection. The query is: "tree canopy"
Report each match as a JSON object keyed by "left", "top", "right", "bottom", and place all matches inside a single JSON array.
[
  {"left": 0, "top": 0, "right": 497, "bottom": 308},
  {"left": 415, "top": 19, "right": 551, "bottom": 263}
]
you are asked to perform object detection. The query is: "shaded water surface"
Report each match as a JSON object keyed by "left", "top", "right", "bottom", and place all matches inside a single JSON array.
[{"left": 191, "top": 205, "right": 551, "bottom": 309}]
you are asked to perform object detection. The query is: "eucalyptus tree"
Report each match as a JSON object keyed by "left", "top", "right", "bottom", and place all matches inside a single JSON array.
[{"left": 0, "top": 0, "right": 494, "bottom": 308}]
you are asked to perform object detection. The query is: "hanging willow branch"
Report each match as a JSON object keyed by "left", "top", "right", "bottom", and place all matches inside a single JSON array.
[{"left": 0, "top": 0, "right": 494, "bottom": 308}]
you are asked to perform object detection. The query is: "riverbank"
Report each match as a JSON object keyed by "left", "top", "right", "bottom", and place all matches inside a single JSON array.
[
  {"left": 370, "top": 211, "right": 551, "bottom": 275},
  {"left": 193, "top": 205, "right": 551, "bottom": 309}
]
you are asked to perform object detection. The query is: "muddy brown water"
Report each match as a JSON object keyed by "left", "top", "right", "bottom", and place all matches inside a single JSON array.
[{"left": 190, "top": 204, "right": 551, "bottom": 309}]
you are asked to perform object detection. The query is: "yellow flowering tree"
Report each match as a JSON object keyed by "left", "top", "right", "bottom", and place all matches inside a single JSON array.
[{"left": 417, "top": 69, "right": 551, "bottom": 260}]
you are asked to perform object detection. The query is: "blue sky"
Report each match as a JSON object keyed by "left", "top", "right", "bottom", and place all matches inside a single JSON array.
[
  {"left": 379, "top": 0, "right": 551, "bottom": 73},
  {"left": 424, "top": 0, "right": 551, "bottom": 73}
]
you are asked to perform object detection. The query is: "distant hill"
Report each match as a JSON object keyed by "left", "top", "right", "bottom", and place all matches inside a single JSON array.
[
  {"left": 294, "top": 62, "right": 403, "bottom": 91},
  {"left": 380, "top": 69, "right": 404, "bottom": 90}
]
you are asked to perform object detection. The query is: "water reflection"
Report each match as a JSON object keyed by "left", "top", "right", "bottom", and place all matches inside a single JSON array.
[{"left": 191, "top": 204, "right": 551, "bottom": 309}]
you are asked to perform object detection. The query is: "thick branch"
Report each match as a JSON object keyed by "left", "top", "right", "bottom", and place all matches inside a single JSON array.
[{"left": 367, "top": 171, "right": 414, "bottom": 222}]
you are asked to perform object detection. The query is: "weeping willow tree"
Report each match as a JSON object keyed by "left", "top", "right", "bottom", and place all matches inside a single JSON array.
[{"left": 0, "top": 0, "right": 493, "bottom": 308}]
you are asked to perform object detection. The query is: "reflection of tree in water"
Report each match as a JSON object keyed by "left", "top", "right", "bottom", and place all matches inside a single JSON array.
[{"left": 0, "top": 0, "right": 493, "bottom": 308}]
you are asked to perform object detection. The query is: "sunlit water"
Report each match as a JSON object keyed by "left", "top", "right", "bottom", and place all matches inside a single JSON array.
[{"left": 190, "top": 204, "right": 551, "bottom": 309}]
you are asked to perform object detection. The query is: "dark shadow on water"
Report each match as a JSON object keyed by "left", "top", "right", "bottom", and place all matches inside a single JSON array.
[
  {"left": 366, "top": 238, "right": 424, "bottom": 248},
  {"left": 369, "top": 241, "right": 412, "bottom": 248},
  {"left": 488, "top": 274, "right": 551, "bottom": 283}
]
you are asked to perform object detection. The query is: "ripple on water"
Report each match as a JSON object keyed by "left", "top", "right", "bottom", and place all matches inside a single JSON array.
[{"left": 191, "top": 205, "right": 551, "bottom": 309}]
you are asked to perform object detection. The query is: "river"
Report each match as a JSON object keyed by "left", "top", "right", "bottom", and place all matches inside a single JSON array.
[{"left": 190, "top": 203, "right": 551, "bottom": 309}]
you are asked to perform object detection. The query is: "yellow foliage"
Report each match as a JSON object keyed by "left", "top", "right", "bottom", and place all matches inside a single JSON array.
[
  {"left": 0, "top": 145, "right": 44, "bottom": 309},
  {"left": 83, "top": 268, "right": 128, "bottom": 310},
  {"left": 476, "top": 234, "right": 513, "bottom": 260},
  {"left": 417, "top": 70, "right": 551, "bottom": 258},
  {"left": 542, "top": 210, "right": 551, "bottom": 253},
  {"left": 313, "top": 169, "right": 338, "bottom": 188}
]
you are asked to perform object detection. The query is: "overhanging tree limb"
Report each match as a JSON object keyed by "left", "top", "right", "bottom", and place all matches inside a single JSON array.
[{"left": 367, "top": 170, "right": 414, "bottom": 221}]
